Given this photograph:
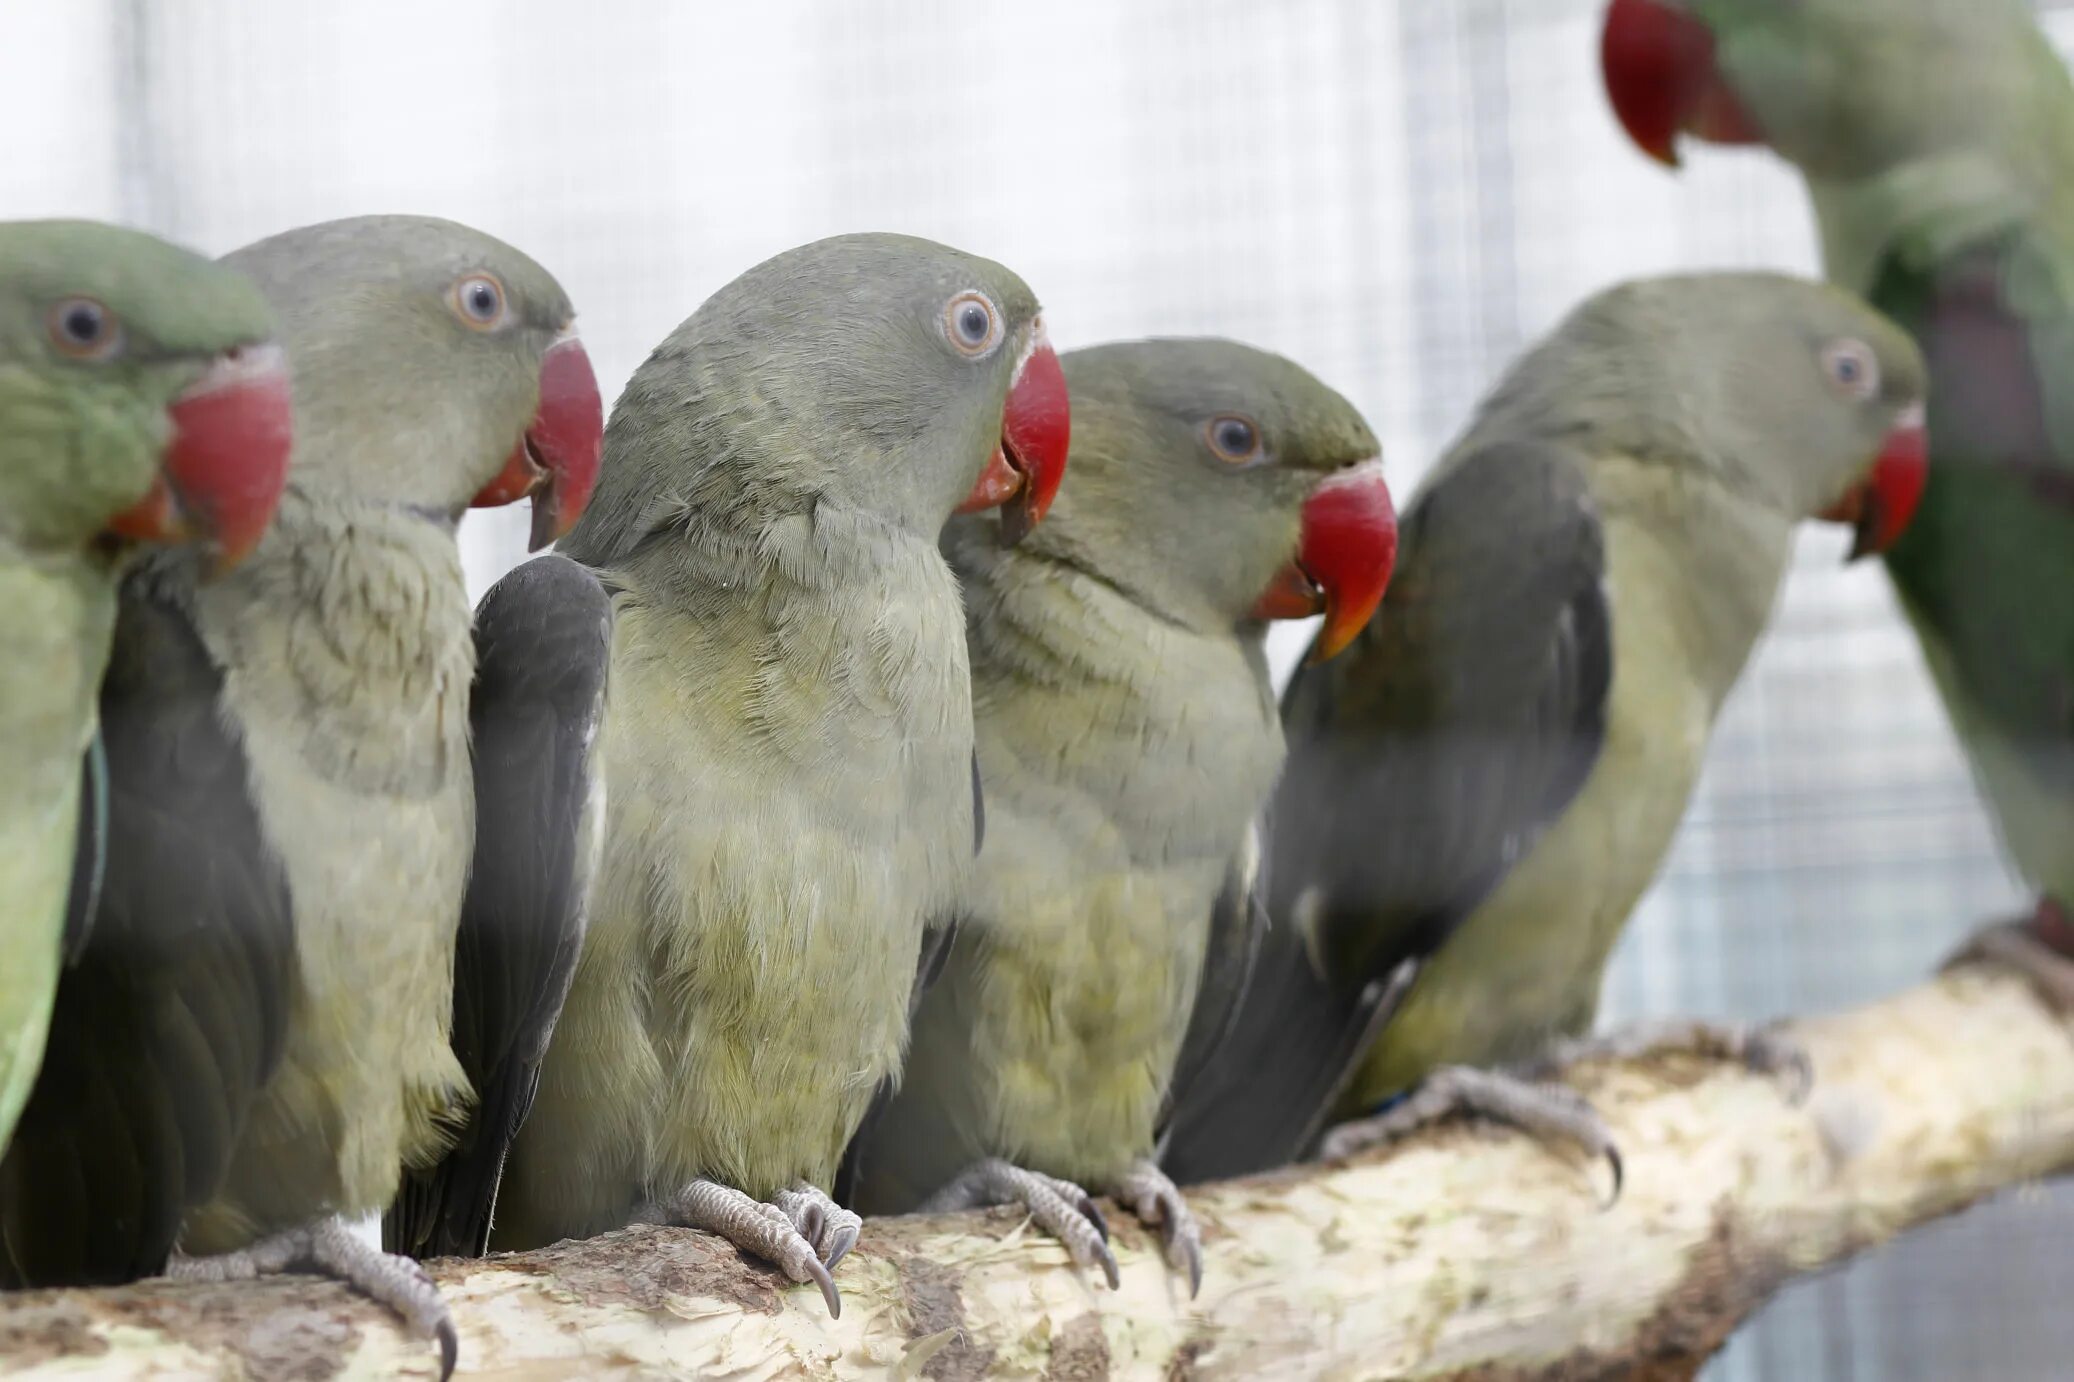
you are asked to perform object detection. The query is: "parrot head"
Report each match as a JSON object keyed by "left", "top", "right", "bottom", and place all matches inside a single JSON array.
[
  {"left": 1529, "top": 273, "right": 1928, "bottom": 560},
  {"left": 222, "top": 215, "right": 603, "bottom": 549},
  {"left": 990, "top": 338, "right": 1395, "bottom": 659},
  {"left": 1599, "top": 0, "right": 2011, "bottom": 180},
  {"left": 0, "top": 220, "right": 292, "bottom": 570},
  {"left": 565, "top": 232, "right": 1069, "bottom": 568}
]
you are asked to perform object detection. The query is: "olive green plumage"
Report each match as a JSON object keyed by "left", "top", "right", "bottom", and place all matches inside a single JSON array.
[
  {"left": 0, "top": 220, "right": 273, "bottom": 1161},
  {"left": 1695, "top": 0, "right": 2074, "bottom": 916},
  {"left": 1167, "top": 273, "right": 1926, "bottom": 1178},
  {"left": 844, "top": 339, "right": 1379, "bottom": 1214},
  {"left": 494, "top": 234, "right": 1047, "bottom": 1249}
]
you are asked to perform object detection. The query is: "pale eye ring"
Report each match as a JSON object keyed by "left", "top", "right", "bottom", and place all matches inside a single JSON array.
[
  {"left": 47, "top": 297, "right": 124, "bottom": 361},
  {"left": 1821, "top": 339, "right": 1880, "bottom": 400},
  {"left": 1205, "top": 413, "right": 1264, "bottom": 464},
  {"left": 450, "top": 273, "right": 509, "bottom": 331},
  {"left": 943, "top": 290, "right": 1002, "bottom": 357}
]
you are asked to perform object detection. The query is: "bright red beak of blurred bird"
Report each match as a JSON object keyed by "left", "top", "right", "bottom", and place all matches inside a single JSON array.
[
  {"left": 956, "top": 322, "right": 1071, "bottom": 545},
  {"left": 1251, "top": 459, "right": 1399, "bottom": 661},
  {"left": 470, "top": 331, "right": 605, "bottom": 551},
  {"left": 1822, "top": 404, "right": 1930, "bottom": 561},
  {"left": 106, "top": 342, "right": 294, "bottom": 570},
  {"left": 1600, "top": 0, "right": 1764, "bottom": 166}
]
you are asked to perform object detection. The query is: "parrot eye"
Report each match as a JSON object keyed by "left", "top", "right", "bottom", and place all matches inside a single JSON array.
[
  {"left": 47, "top": 297, "right": 123, "bottom": 361},
  {"left": 449, "top": 273, "right": 509, "bottom": 332},
  {"left": 1820, "top": 339, "right": 1880, "bottom": 401},
  {"left": 1205, "top": 413, "right": 1264, "bottom": 465},
  {"left": 942, "top": 290, "right": 1002, "bottom": 358}
]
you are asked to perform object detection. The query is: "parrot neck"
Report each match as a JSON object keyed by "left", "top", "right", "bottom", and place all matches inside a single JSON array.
[
  {"left": 183, "top": 490, "right": 477, "bottom": 797},
  {"left": 961, "top": 541, "right": 1283, "bottom": 863},
  {"left": 623, "top": 493, "right": 941, "bottom": 609}
]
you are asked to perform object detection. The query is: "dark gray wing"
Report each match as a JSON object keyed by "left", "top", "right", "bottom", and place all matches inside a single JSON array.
[
  {"left": 1162, "top": 438, "right": 1611, "bottom": 1183},
  {"left": 384, "top": 554, "right": 611, "bottom": 1261},
  {"left": 1155, "top": 831, "right": 1268, "bottom": 1152},
  {"left": 1, "top": 581, "right": 294, "bottom": 1286}
]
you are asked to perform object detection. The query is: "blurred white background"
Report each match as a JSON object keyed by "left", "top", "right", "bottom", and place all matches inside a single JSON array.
[{"left": 5, "top": 1, "right": 2067, "bottom": 1375}]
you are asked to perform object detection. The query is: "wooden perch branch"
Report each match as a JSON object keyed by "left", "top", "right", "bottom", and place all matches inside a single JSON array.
[{"left": 2, "top": 968, "right": 2070, "bottom": 1380}]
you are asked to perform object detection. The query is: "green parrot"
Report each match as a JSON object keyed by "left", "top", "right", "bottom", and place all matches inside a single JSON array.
[
  {"left": 836, "top": 338, "right": 1397, "bottom": 1294},
  {"left": 1163, "top": 273, "right": 1929, "bottom": 1183},
  {"left": 0, "top": 219, "right": 290, "bottom": 1163},
  {"left": 1602, "top": 0, "right": 2074, "bottom": 1009},
  {"left": 0, "top": 216, "right": 604, "bottom": 1378},
  {"left": 491, "top": 233, "right": 1071, "bottom": 1317}
]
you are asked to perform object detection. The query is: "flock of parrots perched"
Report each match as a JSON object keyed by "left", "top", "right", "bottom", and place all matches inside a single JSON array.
[{"left": 1, "top": 0, "right": 2071, "bottom": 1374}]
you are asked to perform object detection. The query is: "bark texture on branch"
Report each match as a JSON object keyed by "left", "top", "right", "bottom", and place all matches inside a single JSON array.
[{"left": 1, "top": 968, "right": 2070, "bottom": 1381}]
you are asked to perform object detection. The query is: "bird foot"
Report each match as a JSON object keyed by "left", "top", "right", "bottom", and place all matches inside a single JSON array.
[
  {"left": 169, "top": 1218, "right": 457, "bottom": 1379},
  {"left": 1318, "top": 1065, "right": 1623, "bottom": 1206},
  {"left": 920, "top": 1157, "right": 1118, "bottom": 1289},
  {"left": 1942, "top": 899, "right": 2074, "bottom": 1016},
  {"left": 642, "top": 1180, "right": 842, "bottom": 1317},
  {"left": 772, "top": 1180, "right": 863, "bottom": 1271},
  {"left": 1532, "top": 1017, "right": 1814, "bottom": 1104},
  {"left": 1112, "top": 1158, "right": 1202, "bottom": 1298}
]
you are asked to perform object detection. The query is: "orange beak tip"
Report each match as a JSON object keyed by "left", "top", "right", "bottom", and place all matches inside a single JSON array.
[{"left": 477, "top": 332, "right": 606, "bottom": 539}]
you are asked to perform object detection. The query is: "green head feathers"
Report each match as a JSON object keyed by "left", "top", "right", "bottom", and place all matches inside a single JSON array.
[
  {"left": 954, "top": 337, "right": 1381, "bottom": 637},
  {"left": 0, "top": 219, "right": 274, "bottom": 553},
  {"left": 1470, "top": 272, "right": 1926, "bottom": 525},
  {"left": 223, "top": 214, "right": 578, "bottom": 514},
  {"left": 564, "top": 232, "right": 1048, "bottom": 569}
]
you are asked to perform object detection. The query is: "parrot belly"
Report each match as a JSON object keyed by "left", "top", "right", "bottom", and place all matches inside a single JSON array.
[{"left": 181, "top": 525, "right": 477, "bottom": 1250}]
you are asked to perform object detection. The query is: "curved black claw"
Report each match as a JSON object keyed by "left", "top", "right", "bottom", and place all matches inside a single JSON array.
[
  {"left": 921, "top": 1159, "right": 1117, "bottom": 1289},
  {"left": 775, "top": 1182, "right": 864, "bottom": 1271},
  {"left": 171, "top": 1219, "right": 460, "bottom": 1373},
  {"left": 1600, "top": 1144, "right": 1625, "bottom": 1212},
  {"left": 655, "top": 1179, "right": 845, "bottom": 1319},
  {"left": 1116, "top": 1159, "right": 1204, "bottom": 1298},
  {"left": 435, "top": 1318, "right": 459, "bottom": 1381}
]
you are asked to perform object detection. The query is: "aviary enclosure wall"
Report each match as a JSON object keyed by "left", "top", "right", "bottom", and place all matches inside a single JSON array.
[{"left": 4, "top": 1, "right": 2067, "bottom": 1375}]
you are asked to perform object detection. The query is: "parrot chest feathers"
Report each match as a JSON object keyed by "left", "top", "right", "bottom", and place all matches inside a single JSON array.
[
  {"left": 931, "top": 598, "right": 1285, "bottom": 1177},
  {"left": 180, "top": 504, "right": 478, "bottom": 1226},
  {"left": 565, "top": 541, "right": 977, "bottom": 1201}
]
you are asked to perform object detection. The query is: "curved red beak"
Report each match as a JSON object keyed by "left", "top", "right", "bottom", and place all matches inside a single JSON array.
[
  {"left": 1821, "top": 404, "right": 1929, "bottom": 561},
  {"left": 1251, "top": 459, "right": 1399, "bottom": 662},
  {"left": 471, "top": 331, "right": 605, "bottom": 551},
  {"left": 1600, "top": 0, "right": 1764, "bottom": 167},
  {"left": 106, "top": 343, "right": 294, "bottom": 571},
  {"left": 955, "top": 323, "right": 1071, "bottom": 545}
]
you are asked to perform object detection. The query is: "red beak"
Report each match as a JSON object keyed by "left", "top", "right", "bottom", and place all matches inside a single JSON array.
[
  {"left": 1250, "top": 459, "right": 1399, "bottom": 662},
  {"left": 1600, "top": 0, "right": 1764, "bottom": 167},
  {"left": 106, "top": 343, "right": 294, "bottom": 571},
  {"left": 470, "top": 332, "right": 605, "bottom": 551},
  {"left": 1821, "top": 404, "right": 1929, "bottom": 561},
  {"left": 955, "top": 323, "right": 1071, "bottom": 545}
]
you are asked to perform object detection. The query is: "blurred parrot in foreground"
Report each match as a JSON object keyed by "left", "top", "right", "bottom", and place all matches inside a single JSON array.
[
  {"left": 492, "top": 233, "right": 1071, "bottom": 1317},
  {"left": 838, "top": 339, "right": 1397, "bottom": 1294},
  {"left": 1163, "top": 273, "right": 1928, "bottom": 1184},
  {"left": 0, "top": 220, "right": 291, "bottom": 1161},
  {"left": 1601, "top": 0, "right": 2074, "bottom": 1012},
  {"left": 0, "top": 215, "right": 604, "bottom": 1377}
]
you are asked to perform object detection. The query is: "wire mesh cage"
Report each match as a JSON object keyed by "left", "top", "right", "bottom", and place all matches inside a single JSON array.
[{"left": 2, "top": 1, "right": 2069, "bottom": 1376}]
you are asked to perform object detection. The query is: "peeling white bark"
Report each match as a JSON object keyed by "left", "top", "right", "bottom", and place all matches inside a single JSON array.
[{"left": 1, "top": 968, "right": 2069, "bottom": 1380}]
